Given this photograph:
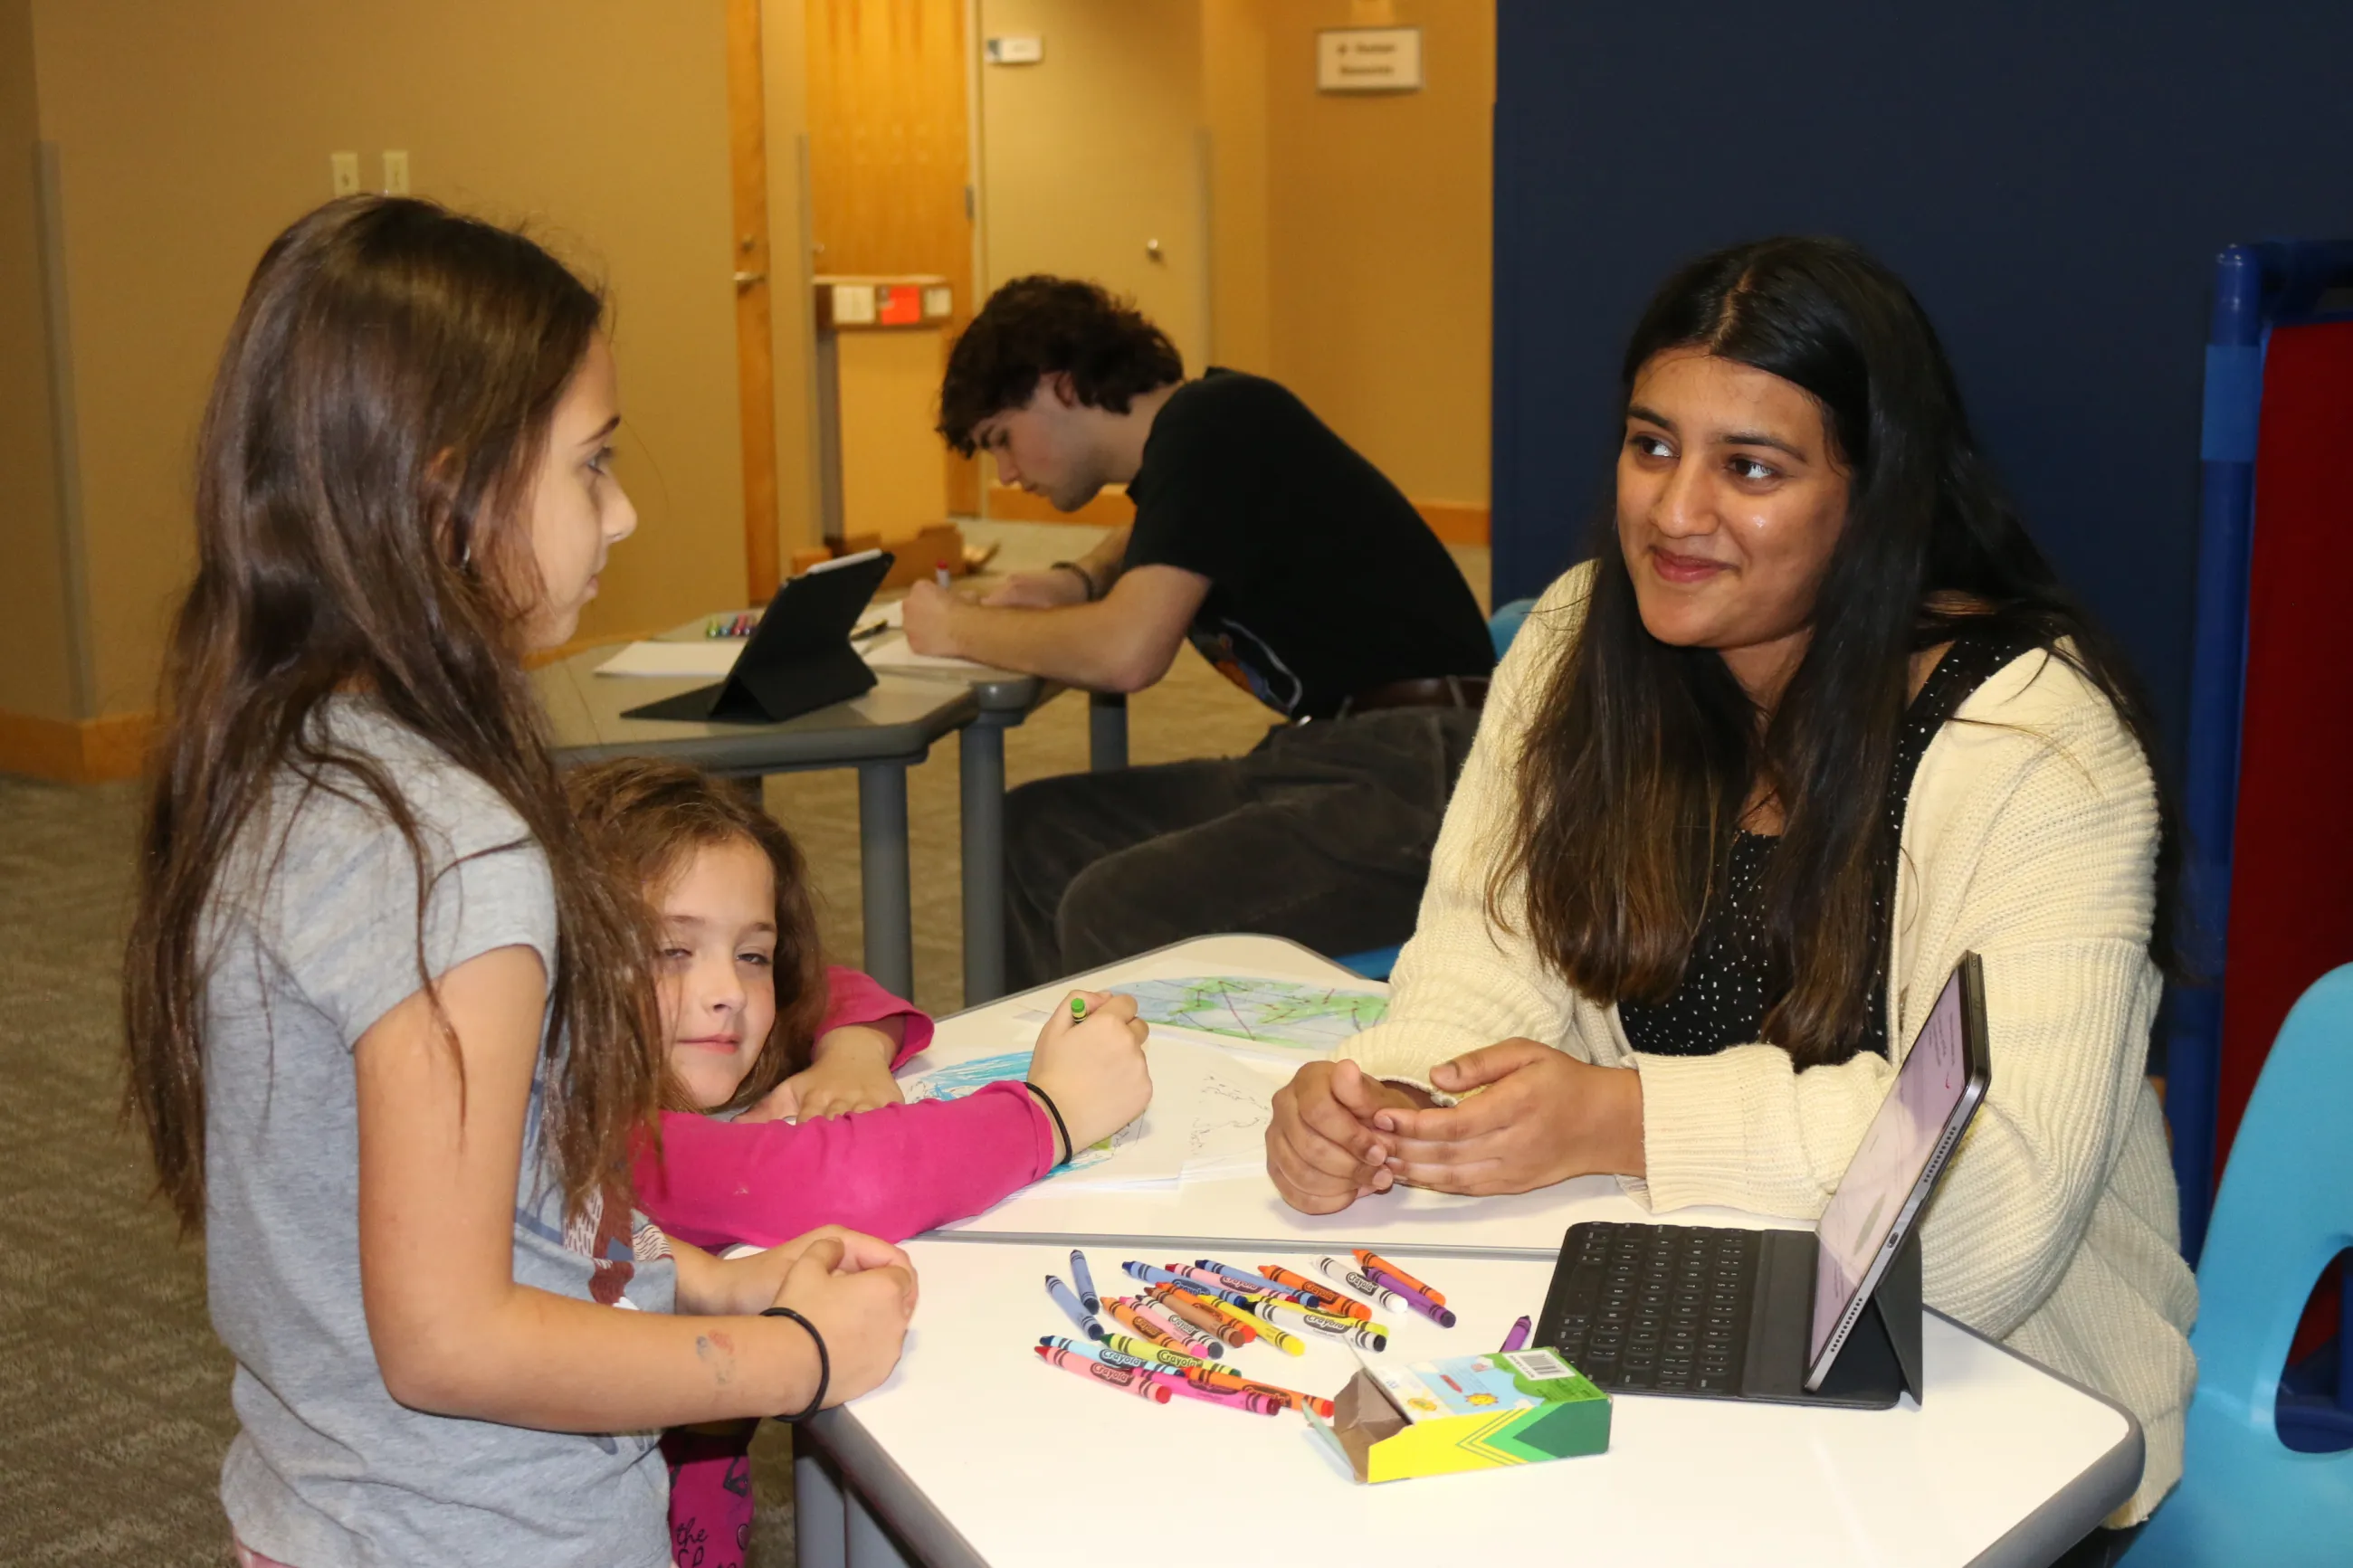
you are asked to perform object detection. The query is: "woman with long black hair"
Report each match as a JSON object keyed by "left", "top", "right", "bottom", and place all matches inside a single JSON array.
[{"left": 1265, "top": 236, "right": 2195, "bottom": 1536}]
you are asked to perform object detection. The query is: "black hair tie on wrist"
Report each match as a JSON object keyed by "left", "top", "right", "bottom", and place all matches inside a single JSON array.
[
  {"left": 761, "top": 1306, "right": 829, "bottom": 1421},
  {"left": 1050, "top": 560, "right": 1100, "bottom": 602},
  {"left": 1026, "top": 1082, "right": 1074, "bottom": 1166}
]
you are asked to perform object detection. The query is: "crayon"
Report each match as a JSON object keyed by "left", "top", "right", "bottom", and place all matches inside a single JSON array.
[
  {"left": 1249, "top": 1294, "right": 1390, "bottom": 1351},
  {"left": 1354, "top": 1250, "right": 1446, "bottom": 1306},
  {"left": 1196, "top": 1294, "right": 1306, "bottom": 1356},
  {"left": 1165, "top": 1366, "right": 1338, "bottom": 1419},
  {"left": 1500, "top": 1316, "right": 1532, "bottom": 1354},
  {"left": 1071, "top": 1250, "right": 1101, "bottom": 1314},
  {"left": 1195, "top": 1259, "right": 1313, "bottom": 1301},
  {"left": 1124, "top": 1298, "right": 1224, "bottom": 1356},
  {"left": 1047, "top": 1274, "right": 1109, "bottom": 1341},
  {"left": 1138, "top": 1371, "right": 1286, "bottom": 1416},
  {"left": 1071, "top": 994, "right": 1089, "bottom": 1022},
  {"left": 1365, "top": 1266, "right": 1459, "bottom": 1328},
  {"left": 1255, "top": 1265, "right": 1372, "bottom": 1320},
  {"left": 1034, "top": 1344, "right": 1170, "bottom": 1403},
  {"left": 1041, "top": 1335, "right": 1246, "bottom": 1380},
  {"left": 1103, "top": 1299, "right": 1189, "bottom": 1352},
  {"left": 934, "top": 561, "right": 954, "bottom": 588},
  {"left": 1171, "top": 1264, "right": 1274, "bottom": 1302},
  {"left": 1101, "top": 1331, "right": 1214, "bottom": 1370},
  {"left": 1125, "top": 1261, "right": 1258, "bottom": 1310},
  {"left": 1146, "top": 1284, "right": 1255, "bottom": 1346}
]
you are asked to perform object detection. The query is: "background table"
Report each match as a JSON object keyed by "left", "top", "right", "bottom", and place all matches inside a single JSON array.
[
  {"left": 533, "top": 641, "right": 976, "bottom": 997},
  {"left": 799, "top": 1241, "right": 2142, "bottom": 1568}
]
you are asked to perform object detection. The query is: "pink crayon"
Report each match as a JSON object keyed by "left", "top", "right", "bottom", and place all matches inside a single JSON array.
[{"left": 1034, "top": 1344, "right": 1171, "bottom": 1402}]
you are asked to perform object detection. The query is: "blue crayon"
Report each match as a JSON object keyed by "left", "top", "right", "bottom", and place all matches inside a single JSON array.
[
  {"left": 1124, "top": 1261, "right": 1259, "bottom": 1312},
  {"left": 1047, "top": 1274, "right": 1108, "bottom": 1341},
  {"left": 1195, "top": 1259, "right": 1323, "bottom": 1307},
  {"left": 1071, "top": 1250, "right": 1101, "bottom": 1313}
]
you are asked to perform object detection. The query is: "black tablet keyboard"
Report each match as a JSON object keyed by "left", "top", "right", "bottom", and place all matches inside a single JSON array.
[{"left": 1537, "top": 1221, "right": 1758, "bottom": 1394}]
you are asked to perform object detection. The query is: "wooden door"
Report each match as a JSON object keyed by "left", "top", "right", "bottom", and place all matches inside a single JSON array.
[
  {"left": 804, "top": 0, "right": 980, "bottom": 515},
  {"left": 726, "top": 0, "right": 781, "bottom": 602}
]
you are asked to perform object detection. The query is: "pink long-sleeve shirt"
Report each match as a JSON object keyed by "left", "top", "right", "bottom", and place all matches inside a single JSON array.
[{"left": 634, "top": 966, "right": 1055, "bottom": 1249}]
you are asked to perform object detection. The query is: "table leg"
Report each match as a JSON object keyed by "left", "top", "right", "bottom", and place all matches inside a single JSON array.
[
  {"left": 795, "top": 1446, "right": 848, "bottom": 1568},
  {"left": 856, "top": 763, "right": 914, "bottom": 999},
  {"left": 1089, "top": 690, "right": 1129, "bottom": 772},
  {"left": 847, "top": 1489, "right": 917, "bottom": 1568},
  {"left": 959, "top": 720, "right": 1007, "bottom": 1007}
]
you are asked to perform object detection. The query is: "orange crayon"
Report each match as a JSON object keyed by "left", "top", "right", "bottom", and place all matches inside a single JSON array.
[
  {"left": 1354, "top": 1250, "right": 1446, "bottom": 1306},
  {"left": 1172, "top": 1366, "right": 1337, "bottom": 1419},
  {"left": 1152, "top": 1285, "right": 1259, "bottom": 1345},
  {"left": 1103, "top": 1299, "right": 1188, "bottom": 1351},
  {"left": 1257, "top": 1265, "right": 1371, "bottom": 1320}
]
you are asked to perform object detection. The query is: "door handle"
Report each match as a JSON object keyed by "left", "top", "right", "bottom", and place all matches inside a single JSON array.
[{"left": 732, "top": 271, "right": 767, "bottom": 288}]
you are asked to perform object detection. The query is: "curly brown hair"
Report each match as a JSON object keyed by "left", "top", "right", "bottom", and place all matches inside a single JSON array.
[
  {"left": 565, "top": 758, "right": 830, "bottom": 1114},
  {"left": 937, "top": 275, "right": 1183, "bottom": 454}
]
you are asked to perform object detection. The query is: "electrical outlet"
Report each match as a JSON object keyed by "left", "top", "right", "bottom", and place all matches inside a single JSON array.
[
  {"left": 329, "top": 151, "right": 360, "bottom": 196},
  {"left": 381, "top": 150, "right": 409, "bottom": 195}
]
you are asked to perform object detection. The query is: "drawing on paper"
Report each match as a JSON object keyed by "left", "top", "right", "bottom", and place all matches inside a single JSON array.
[
  {"left": 899, "top": 1050, "right": 1131, "bottom": 1174},
  {"left": 1110, "top": 976, "right": 1388, "bottom": 1053}
]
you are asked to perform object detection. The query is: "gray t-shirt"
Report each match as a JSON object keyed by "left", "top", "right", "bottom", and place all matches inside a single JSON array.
[{"left": 201, "top": 705, "right": 674, "bottom": 1567}]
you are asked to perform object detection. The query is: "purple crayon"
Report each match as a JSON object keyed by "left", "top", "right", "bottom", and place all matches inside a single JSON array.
[
  {"left": 1047, "top": 1274, "right": 1109, "bottom": 1340},
  {"left": 1365, "top": 1265, "right": 1458, "bottom": 1327},
  {"left": 1500, "top": 1315, "right": 1532, "bottom": 1354}
]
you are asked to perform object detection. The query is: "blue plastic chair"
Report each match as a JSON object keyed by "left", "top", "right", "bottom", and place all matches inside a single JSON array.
[
  {"left": 1333, "top": 598, "right": 1542, "bottom": 982},
  {"left": 2128, "top": 965, "right": 2353, "bottom": 1565}
]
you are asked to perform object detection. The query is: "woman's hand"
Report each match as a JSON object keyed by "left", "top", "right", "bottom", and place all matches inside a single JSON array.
[
  {"left": 1026, "top": 990, "right": 1152, "bottom": 1156},
  {"left": 1265, "top": 1059, "right": 1429, "bottom": 1214},
  {"left": 765, "top": 1231, "right": 919, "bottom": 1410},
  {"left": 1368, "top": 1039, "right": 1644, "bottom": 1196},
  {"left": 780, "top": 1024, "right": 907, "bottom": 1119}
]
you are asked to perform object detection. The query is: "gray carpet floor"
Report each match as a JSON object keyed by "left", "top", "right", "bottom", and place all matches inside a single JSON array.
[{"left": 0, "top": 520, "right": 1486, "bottom": 1564}]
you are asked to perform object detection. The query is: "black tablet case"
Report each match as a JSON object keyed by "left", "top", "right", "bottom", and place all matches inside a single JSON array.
[{"left": 623, "top": 551, "right": 893, "bottom": 725}]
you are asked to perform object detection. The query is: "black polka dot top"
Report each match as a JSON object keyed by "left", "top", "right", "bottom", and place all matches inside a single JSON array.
[{"left": 1617, "top": 632, "right": 2038, "bottom": 1061}]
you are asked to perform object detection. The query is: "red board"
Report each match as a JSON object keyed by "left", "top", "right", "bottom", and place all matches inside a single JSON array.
[{"left": 2216, "top": 319, "right": 2353, "bottom": 1174}]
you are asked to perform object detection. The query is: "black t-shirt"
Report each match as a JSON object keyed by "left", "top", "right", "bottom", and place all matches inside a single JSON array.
[{"left": 1120, "top": 369, "right": 1493, "bottom": 719}]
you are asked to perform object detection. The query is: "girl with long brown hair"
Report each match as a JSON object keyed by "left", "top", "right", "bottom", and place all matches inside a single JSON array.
[
  {"left": 121, "top": 196, "right": 914, "bottom": 1568},
  {"left": 1265, "top": 237, "right": 2195, "bottom": 1540}
]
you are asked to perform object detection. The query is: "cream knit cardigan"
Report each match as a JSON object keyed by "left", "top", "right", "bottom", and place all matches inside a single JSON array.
[{"left": 1340, "top": 563, "right": 2196, "bottom": 1525}]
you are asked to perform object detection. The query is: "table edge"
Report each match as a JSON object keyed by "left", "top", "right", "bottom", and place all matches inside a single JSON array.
[{"left": 802, "top": 1407, "right": 990, "bottom": 1568}]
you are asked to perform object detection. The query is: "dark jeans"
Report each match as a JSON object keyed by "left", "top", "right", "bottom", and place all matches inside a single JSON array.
[{"left": 1003, "top": 707, "right": 1483, "bottom": 990}]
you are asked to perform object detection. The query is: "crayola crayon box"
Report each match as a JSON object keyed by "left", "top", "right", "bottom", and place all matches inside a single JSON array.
[{"left": 1309, "top": 1348, "right": 1610, "bottom": 1483}]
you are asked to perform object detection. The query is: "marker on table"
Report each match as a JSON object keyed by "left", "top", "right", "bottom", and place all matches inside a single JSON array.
[
  {"left": 1070, "top": 1250, "right": 1101, "bottom": 1314},
  {"left": 935, "top": 561, "right": 955, "bottom": 588},
  {"left": 1500, "top": 1316, "right": 1533, "bottom": 1354},
  {"left": 1034, "top": 1344, "right": 1170, "bottom": 1403},
  {"left": 1046, "top": 1274, "right": 1108, "bottom": 1341},
  {"left": 1354, "top": 1250, "right": 1447, "bottom": 1307}
]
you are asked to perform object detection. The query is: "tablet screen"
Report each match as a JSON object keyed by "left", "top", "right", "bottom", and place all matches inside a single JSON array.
[{"left": 1806, "top": 966, "right": 1977, "bottom": 1372}]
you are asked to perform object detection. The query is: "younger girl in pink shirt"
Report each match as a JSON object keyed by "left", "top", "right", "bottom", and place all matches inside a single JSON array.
[{"left": 567, "top": 757, "right": 1150, "bottom": 1568}]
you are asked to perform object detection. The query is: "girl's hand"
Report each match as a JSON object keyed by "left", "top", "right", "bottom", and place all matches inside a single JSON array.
[
  {"left": 768, "top": 1233, "right": 919, "bottom": 1410},
  {"left": 1026, "top": 990, "right": 1151, "bottom": 1157},
  {"left": 1368, "top": 1040, "right": 1645, "bottom": 1195},
  {"left": 781, "top": 1024, "right": 908, "bottom": 1119},
  {"left": 1266, "top": 1059, "right": 1426, "bottom": 1213}
]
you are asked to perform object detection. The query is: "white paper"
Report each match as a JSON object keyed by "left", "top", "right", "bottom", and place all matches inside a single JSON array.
[
  {"left": 899, "top": 1044, "right": 1191, "bottom": 1193},
  {"left": 595, "top": 641, "right": 742, "bottom": 679}
]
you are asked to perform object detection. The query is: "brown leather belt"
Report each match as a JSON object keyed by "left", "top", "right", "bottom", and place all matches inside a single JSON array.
[{"left": 1336, "top": 674, "right": 1491, "bottom": 717}]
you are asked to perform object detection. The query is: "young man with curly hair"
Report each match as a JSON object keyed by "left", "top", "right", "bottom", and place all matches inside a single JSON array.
[{"left": 908, "top": 275, "right": 1493, "bottom": 989}]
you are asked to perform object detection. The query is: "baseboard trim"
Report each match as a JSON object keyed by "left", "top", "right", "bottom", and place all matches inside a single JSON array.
[{"left": 0, "top": 708, "right": 154, "bottom": 784}]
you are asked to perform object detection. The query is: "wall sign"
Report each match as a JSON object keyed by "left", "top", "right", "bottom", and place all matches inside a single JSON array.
[
  {"left": 985, "top": 35, "right": 1043, "bottom": 66},
  {"left": 1317, "top": 26, "right": 1423, "bottom": 93}
]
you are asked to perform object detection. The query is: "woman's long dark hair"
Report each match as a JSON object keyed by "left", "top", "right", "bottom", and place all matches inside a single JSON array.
[
  {"left": 123, "top": 196, "right": 665, "bottom": 1232},
  {"left": 1497, "top": 236, "right": 2178, "bottom": 1067}
]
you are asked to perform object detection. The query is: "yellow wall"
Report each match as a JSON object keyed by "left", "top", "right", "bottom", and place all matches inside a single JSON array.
[
  {"left": 973, "top": 0, "right": 1490, "bottom": 513},
  {"left": 0, "top": 0, "right": 78, "bottom": 722},
  {"left": 21, "top": 0, "right": 760, "bottom": 722},
  {"left": 1262, "top": 0, "right": 1492, "bottom": 509},
  {"left": 764, "top": 0, "right": 824, "bottom": 564}
]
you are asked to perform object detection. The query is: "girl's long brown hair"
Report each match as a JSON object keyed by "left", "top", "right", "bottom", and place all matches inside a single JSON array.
[
  {"left": 1499, "top": 237, "right": 2179, "bottom": 1068},
  {"left": 123, "top": 196, "right": 665, "bottom": 1232},
  {"left": 564, "top": 758, "right": 830, "bottom": 1115}
]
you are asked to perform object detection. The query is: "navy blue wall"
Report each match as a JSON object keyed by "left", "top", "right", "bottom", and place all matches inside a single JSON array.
[{"left": 1491, "top": 2, "right": 2353, "bottom": 760}]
